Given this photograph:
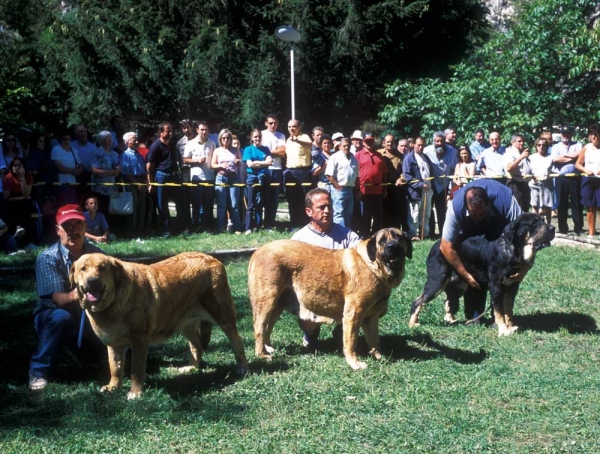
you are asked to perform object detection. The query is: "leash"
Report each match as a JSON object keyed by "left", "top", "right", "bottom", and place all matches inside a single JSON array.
[{"left": 77, "top": 310, "right": 86, "bottom": 348}]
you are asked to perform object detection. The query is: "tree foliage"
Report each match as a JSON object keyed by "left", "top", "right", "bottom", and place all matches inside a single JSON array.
[
  {"left": 379, "top": 0, "right": 600, "bottom": 144},
  {"left": 0, "top": 0, "right": 488, "bottom": 134}
]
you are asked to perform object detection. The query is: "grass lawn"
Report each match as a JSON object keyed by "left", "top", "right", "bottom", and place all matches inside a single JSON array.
[{"left": 0, "top": 241, "right": 599, "bottom": 453}]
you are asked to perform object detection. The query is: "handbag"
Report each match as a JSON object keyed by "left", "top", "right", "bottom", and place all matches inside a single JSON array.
[{"left": 108, "top": 185, "right": 134, "bottom": 215}]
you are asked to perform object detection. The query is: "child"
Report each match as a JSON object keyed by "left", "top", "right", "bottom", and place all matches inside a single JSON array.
[{"left": 84, "top": 197, "right": 116, "bottom": 243}]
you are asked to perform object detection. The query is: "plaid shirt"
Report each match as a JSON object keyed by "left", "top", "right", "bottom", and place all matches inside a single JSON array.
[{"left": 34, "top": 241, "right": 104, "bottom": 315}]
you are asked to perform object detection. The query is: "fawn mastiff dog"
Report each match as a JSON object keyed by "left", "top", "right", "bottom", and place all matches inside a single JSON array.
[
  {"left": 70, "top": 252, "right": 249, "bottom": 399},
  {"left": 409, "top": 213, "right": 555, "bottom": 335},
  {"left": 248, "top": 228, "right": 412, "bottom": 370}
]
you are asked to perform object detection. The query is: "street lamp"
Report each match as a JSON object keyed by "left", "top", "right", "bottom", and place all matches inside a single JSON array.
[{"left": 275, "top": 25, "right": 302, "bottom": 120}]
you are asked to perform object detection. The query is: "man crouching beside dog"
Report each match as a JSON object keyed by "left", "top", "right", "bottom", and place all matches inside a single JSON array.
[
  {"left": 29, "top": 204, "right": 107, "bottom": 391},
  {"left": 291, "top": 188, "right": 361, "bottom": 348},
  {"left": 249, "top": 189, "right": 412, "bottom": 371},
  {"left": 408, "top": 178, "right": 557, "bottom": 335}
]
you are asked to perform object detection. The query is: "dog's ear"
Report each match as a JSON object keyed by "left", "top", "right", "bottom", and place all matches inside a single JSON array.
[
  {"left": 366, "top": 235, "right": 378, "bottom": 262},
  {"left": 404, "top": 234, "right": 413, "bottom": 260}
]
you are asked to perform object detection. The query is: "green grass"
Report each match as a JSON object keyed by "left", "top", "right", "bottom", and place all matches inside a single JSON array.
[{"left": 1, "top": 243, "right": 600, "bottom": 452}]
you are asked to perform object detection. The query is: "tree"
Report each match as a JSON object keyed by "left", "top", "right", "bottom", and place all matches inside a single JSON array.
[
  {"left": 0, "top": 0, "right": 489, "bottom": 135},
  {"left": 379, "top": 0, "right": 600, "bottom": 144}
]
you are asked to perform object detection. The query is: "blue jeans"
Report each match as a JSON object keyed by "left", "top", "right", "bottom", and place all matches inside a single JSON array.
[
  {"left": 30, "top": 308, "right": 76, "bottom": 378},
  {"left": 264, "top": 169, "right": 282, "bottom": 229},
  {"left": 155, "top": 170, "right": 186, "bottom": 235},
  {"left": 245, "top": 174, "right": 265, "bottom": 231},
  {"left": 215, "top": 173, "right": 241, "bottom": 232},
  {"left": 284, "top": 167, "right": 313, "bottom": 228},
  {"left": 331, "top": 187, "right": 354, "bottom": 228},
  {"left": 359, "top": 194, "right": 383, "bottom": 238},
  {"left": 191, "top": 177, "right": 215, "bottom": 232}
]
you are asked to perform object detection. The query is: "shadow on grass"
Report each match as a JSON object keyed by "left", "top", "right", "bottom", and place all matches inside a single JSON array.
[
  {"left": 252, "top": 331, "right": 487, "bottom": 371},
  {"left": 517, "top": 311, "right": 598, "bottom": 334}
]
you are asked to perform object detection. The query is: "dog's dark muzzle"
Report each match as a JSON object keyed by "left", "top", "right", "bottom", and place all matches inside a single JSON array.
[{"left": 535, "top": 225, "right": 555, "bottom": 251}]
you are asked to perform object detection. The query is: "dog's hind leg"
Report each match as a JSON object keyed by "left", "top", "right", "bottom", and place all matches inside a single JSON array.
[
  {"left": 409, "top": 277, "right": 448, "bottom": 327},
  {"left": 444, "top": 281, "right": 467, "bottom": 325},
  {"left": 200, "top": 320, "right": 213, "bottom": 350},
  {"left": 180, "top": 321, "right": 205, "bottom": 373}
]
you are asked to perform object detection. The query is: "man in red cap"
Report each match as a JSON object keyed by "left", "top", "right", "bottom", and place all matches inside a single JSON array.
[{"left": 29, "top": 204, "right": 106, "bottom": 390}]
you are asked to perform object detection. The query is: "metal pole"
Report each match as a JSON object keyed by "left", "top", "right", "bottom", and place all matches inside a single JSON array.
[{"left": 290, "top": 43, "right": 295, "bottom": 119}]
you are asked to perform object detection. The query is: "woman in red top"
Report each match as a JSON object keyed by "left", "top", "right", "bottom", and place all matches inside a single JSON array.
[{"left": 2, "top": 157, "right": 36, "bottom": 245}]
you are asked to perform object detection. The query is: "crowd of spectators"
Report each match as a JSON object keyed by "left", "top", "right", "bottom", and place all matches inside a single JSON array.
[{"left": 1, "top": 116, "right": 599, "bottom": 252}]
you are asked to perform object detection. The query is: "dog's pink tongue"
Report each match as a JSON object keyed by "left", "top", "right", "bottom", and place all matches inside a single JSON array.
[{"left": 86, "top": 292, "right": 98, "bottom": 302}]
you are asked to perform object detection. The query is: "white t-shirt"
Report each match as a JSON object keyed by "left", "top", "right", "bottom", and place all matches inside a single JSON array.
[
  {"left": 261, "top": 129, "right": 285, "bottom": 170},
  {"left": 183, "top": 137, "right": 216, "bottom": 181},
  {"left": 51, "top": 145, "right": 80, "bottom": 184}
]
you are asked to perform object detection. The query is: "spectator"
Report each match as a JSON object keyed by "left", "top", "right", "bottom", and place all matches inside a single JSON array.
[
  {"left": 211, "top": 128, "right": 242, "bottom": 233},
  {"left": 350, "top": 130, "right": 363, "bottom": 154},
  {"left": 146, "top": 122, "right": 186, "bottom": 237},
  {"left": 28, "top": 204, "right": 106, "bottom": 390},
  {"left": 51, "top": 129, "right": 82, "bottom": 206},
  {"left": 332, "top": 132, "right": 344, "bottom": 152},
  {"left": 242, "top": 129, "right": 272, "bottom": 234},
  {"left": 83, "top": 196, "right": 115, "bottom": 243},
  {"left": 311, "top": 126, "right": 324, "bottom": 153},
  {"left": 120, "top": 132, "right": 151, "bottom": 237},
  {"left": 2, "top": 157, "right": 37, "bottom": 246},
  {"left": 529, "top": 138, "right": 554, "bottom": 224},
  {"left": 451, "top": 145, "right": 476, "bottom": 200},
  {"left": 469, "top": 128, "right": 490, "bottom": 165},
  {"left": 379, "top": 134, "right": 408, "bottom": 231},
  {"left": 0, "top": 217, "right": 18, "bottom": 254},
  {"left": 325, "top": 137, "right": 359, "bottom": 228},
  {"left": 70, "top": 124, "right": 96, "bottom": 204},
  {"left": 424, "top": 131, "right": 458, "bottom": 238},
  {"left": 176, "top": 119, "right": 196, "bottom": 233},
  {"left": 444, "top": 127, "right": 459, "bottom": 156},
  {"left": 312, "top": 134, "right": 333, "bottom": 190},
  {"left": 479, "top": 131, "right": 506, "bottom": 183},
  {"left": 403, "top": 136, "right": 433, "bottom": 241},
  {"left": 260, "top": 114, "right": 286, "bottom": 230},
  {"left": 1, "top": 131, "right": 23, "bottom": 167},
  {"left": 355, "top": 133, "right": 387, "bottom": 237},
  {"left": 551, "top": 125, "right": 583, "bottom": 235},
  {"left": 183, "top": 121, "right": 216, "bottom": 233},
  {"left": 504, "top": 134, "right": 532, "bottom": 212},
  {"left": 91, "top": 131, "right": 121, "bottom": 216},
  {"left": 283, "top": 119, "right": 313, "bottom": 229},
  {"left": 575, "top": 123, "right": 600, "bottom": 238}
]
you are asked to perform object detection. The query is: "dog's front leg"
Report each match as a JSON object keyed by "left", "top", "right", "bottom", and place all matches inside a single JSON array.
[
  {"left": 501, "top": 288, "right": 519, "bottom": 335},
  {"left": 127, "top": 342, "right": 149, "bottom": 400},
  {"left": 101, "top": 345, "right": 126, "bottom": 393},
  {"left": 362, "top": 315, "right": 382, "bottom": 360},
  {"left": 342, "top": 306, "right": 366, "bottom": 370}
]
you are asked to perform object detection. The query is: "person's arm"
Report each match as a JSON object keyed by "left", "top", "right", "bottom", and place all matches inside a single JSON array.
[
  {"left": 575, "top": 146, "right": 593, "bottom": 175},
  {"left": 440, "top": 238, "right": 480, "bottom": 288},
  {"left": 146, "top": 161, "right": 155, "bottom": 194},
  {"left": 505, "top": 148, "right": 530, "bottom": 173}
]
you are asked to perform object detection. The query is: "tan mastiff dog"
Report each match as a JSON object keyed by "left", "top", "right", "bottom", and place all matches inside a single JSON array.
[
  {"left": 70, "top": 252, "right": 249, "bottom": 399},
  {"left": 248, "top": 228, "right": 412, "bottom": 370}
]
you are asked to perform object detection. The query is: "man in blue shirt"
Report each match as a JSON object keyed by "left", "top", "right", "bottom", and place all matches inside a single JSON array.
[
  {"left": 29, "top": 204, "right": 105, "bottom": 390},
  {"left": 441, "top": 179, "right": 521, "bottom": 319}
]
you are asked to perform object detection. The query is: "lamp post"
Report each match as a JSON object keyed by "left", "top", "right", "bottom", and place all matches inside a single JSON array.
[{"left": 275, "top": 25, "right": 302, "bottom": 120}]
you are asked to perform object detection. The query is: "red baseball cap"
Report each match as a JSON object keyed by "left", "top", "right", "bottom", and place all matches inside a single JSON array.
[{"left": 56, "top": 204, "right": 86, "bottom": 225}]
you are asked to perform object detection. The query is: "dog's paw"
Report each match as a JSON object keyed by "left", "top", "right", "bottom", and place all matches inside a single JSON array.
[
  {"left": 497, "top": 324, "right": 519, "bottom": 336},
  {"left": 443, "top": 314, "right": 458, "bottom": 325},
  {"left": 235, "top": 365, "right": 249, "bottom": 376},
  {"left": 369, "top": 348, "right": 382, "bottom": 360},
  {"left": 100, "top": 382, "right": 120, "bottom": 393},
  {"left": 350, "top": 361, "right": 367, "bottom": 371},
  {"left": 126, "top": 390, "right": 142, "bottom": 400},
  {"left": 178, "top": 365, "right": 197, "bottom": 374},
  {"left": 408, "top": 321, "right": 421, "bottom": 328},
  {"left": 265, "top": 345, "right": 275, "bottom": 354}
]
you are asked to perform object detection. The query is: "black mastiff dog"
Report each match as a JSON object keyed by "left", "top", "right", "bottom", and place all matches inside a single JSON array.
[{"left": 409, "top": 213, "right": 555, "bottom": 335}]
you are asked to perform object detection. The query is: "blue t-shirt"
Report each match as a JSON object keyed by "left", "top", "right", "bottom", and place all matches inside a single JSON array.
[
  {"left": 84, "top": 211, "right": 109, "bottom": 236},
  {"left": 242, "top": 145, "right": 271, "bottom": 176}
]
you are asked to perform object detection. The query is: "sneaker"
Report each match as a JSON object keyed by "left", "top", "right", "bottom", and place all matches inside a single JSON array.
[
  {"left": 29, "top": 373, "right": 48, "bottom": 391},
  {"left": 14, "top": 227, "right": 25, "bottom": 239},
  {"left": 244, "top": 229, "right": 252, "bottom": 235}
]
